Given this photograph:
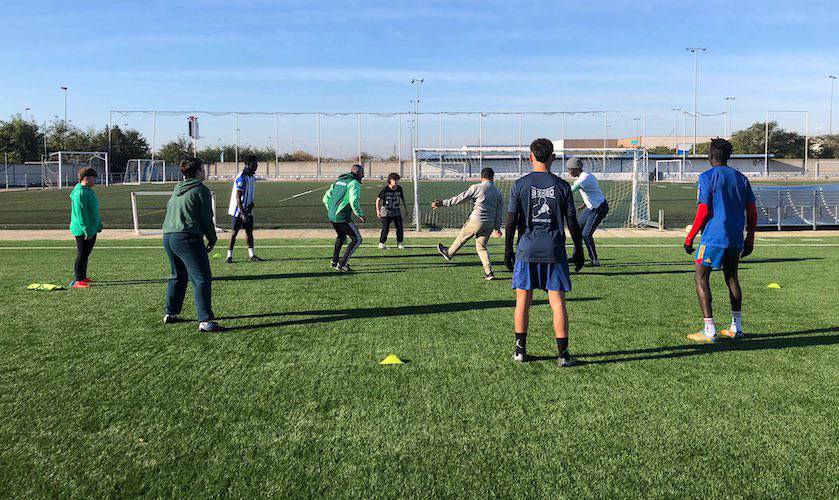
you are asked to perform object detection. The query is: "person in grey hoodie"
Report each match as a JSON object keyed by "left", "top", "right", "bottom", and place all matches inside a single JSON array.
[
  {"left": 432, "top": 167, "right": 504, "bottom": 280},
  {"left": 161, "top": 158, "right": 224, "bottom": 332}
]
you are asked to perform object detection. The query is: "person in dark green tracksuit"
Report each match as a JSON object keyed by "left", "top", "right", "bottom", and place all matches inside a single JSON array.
[
  {"left": 323, "top": 164, "right": 365, "bottom": 272},
  {"left": 69, "top": 167, "right": 103, "bottom": 288},
  {"left": 161, "top": 158, "right": 225, "bottom": 332}
]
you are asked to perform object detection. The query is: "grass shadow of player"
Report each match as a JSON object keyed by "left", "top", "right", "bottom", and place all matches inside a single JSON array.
[
  {"left": 597, "top": 257, "right": 821, "bottom": 268},
  {"left": 573, "top": 326, "right": 839, "bottom": 366},
  {"left": 219, "top": 297, "right": 601, "bottom": 330},
  {"left": 94, "top": 269, "right": 404, "bottom": 286}
]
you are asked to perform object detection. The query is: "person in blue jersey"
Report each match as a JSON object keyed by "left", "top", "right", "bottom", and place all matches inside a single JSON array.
[
  {"left": 226, "top": 155, "right": 264, "bottom": 263},
  {"left": 684, "top": 138, "right": 757, "bottom": 343},
  {"left": 567, "top": 157, "right": 609, "bottom": 267},
  {"left": 504, "top": 138, "right": 585, "bottom": 367}
]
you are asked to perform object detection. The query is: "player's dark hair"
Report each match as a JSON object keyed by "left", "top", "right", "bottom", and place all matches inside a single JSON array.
[
  {"left": 244, "top": 155, "right": 258, "bottom": 167},
  {"left": 180, "top": 158, "right": 204, "bottom": 178},
  {"left": 530, "top": 138, "right": 554, "bottom": 164},
  {"left": 480, "top": 167, "right": 495, "bottom": 180},
  {"left": 78, "top": 167, "right": 97, "bottom": 182},
  {"left": 709, "top": 137, "right": 733, "bottom": 164},
  {"left": 387, "top": 172, "right": 401, "bottom": 183}
]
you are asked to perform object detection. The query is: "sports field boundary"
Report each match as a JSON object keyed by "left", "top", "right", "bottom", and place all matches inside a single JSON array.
[{"left": 3, "top": 228, "right": 839, "bottom": 241}]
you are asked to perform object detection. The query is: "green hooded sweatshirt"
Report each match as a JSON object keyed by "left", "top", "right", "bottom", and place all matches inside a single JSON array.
[
  {"left": 323, "top": 172, "right": 364, "bottom": 223},
  {"left": 69, "top": 183, "right": 102, "bottom": 238},
  {"left": 162, "top": 179, "right": 217, "bottom": 245}
]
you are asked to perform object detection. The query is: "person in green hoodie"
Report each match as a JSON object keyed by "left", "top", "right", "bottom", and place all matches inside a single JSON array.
[
  {"left": 69, "top": 167, "right": 103, "bottom": 289},
  {"left": 323, "top": 164, "right": 366, "bottom": 272},
  {"left": 161, "top": 158, "right": 225, "bottom": 332}
]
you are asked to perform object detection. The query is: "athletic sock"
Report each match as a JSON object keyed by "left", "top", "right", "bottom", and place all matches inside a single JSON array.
[
  {"left": 556, "top": 337, "right": 570, "bottom": 359},
  {"left": 703, "top": 318, "right": 716, "bottom": 338},
  {"left": 731, "top": 311, "right": 742, "bottom": 333},
  {"left": 248, "top": 247, "right": 255, "bottom": 258},
  {"left": 226, "top": 250, "right": 233, "bottom": 258},
  {"left": 515, "top": 333, "right": 527, "bottom": 355}
]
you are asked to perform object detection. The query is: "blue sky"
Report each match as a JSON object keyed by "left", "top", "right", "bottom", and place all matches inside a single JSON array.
[{"left": 2, "top": 0, "right": 839, "bottom": 155}]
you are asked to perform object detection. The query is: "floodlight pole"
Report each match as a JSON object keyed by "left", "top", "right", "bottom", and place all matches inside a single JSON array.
[
  {"left": 60, "top": 86, "right": 68, "bottom": 148},
  {"left": 724, "top": 97, "right": 735, "bottom": 138},
  {"left": 316, "top": 113, "right": 322, "bottom": 178},
  {"left": 152, "top": 111, "right": 158, "bottom": 162},
  {"left": 410, "top": 78, "right": 423, "bottom": 150},
  {"left": 274, "top": 113, "right": 279, "bottom": 177},
  {"left": 357, "top": 113, "right": 362, "bottom": 165},
  {"left": 686, "top": 48, "right": 706, "bottom": 154},
  {"left": 764, "top": 111, "right": 770, "bottom": 177},
  {"left": 518, "top": 112, "right": 523, "bottom": 175},
  {"left": 234, "top": 112, "right": 239, "bottom": 169},
  {"left": 828, "top": 75, "right": 837, "bottom": 135}
]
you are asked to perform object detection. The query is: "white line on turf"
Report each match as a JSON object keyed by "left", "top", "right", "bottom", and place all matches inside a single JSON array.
[{"left": 277, "top": 186, "right": 328, "bottom": 203}]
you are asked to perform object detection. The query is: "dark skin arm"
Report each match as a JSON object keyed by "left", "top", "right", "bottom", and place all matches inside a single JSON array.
[
  {"left": 504, "top": 212, "right": 519, "bottom": 271},
  {"left": 565, "top": 210, "right": 585, "bottom": 272}
]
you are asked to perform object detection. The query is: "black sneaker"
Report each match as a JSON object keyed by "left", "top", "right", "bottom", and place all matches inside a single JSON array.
[
  {"left": 331, "top": 260, "right": 339, "bottom": 270},
  {"left": 586, "top": 260, "right": 601, "bottom": 268},
  {"left": 163, "top": 314, "right": 181, "bottom": 324},
  {"left": 437, "top": 244, "right": 452, "bottom": 261},
  {"left": 249, "top": 255, "right": 265, "bottom": 262},
  {"left": 558, "top": 355, "right": 579, "bottom": 368},
  {"left": 484, "top": 271, "right": 496, "bottom": 281},
  {"left": 337, "top": 263, "right": 354, "bottom": 273},
  {"left": 199, "top": 321, "right": 227, "bottom": 332},
  {"left": 224, "top": 256, "right": 233, "bottom": 264}
]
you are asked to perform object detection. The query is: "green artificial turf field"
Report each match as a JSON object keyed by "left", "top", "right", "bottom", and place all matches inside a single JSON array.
[
  {"left": 0, "top": 180, "right": 693, "bottom": 230},
  {"left": 0, "top": 237, "right": 837, "bottom": 497}
]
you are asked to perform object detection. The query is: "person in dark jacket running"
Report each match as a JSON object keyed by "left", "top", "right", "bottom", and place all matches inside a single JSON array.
[{"left": 323, "top": 164, "right": 366, "bottom": 272}]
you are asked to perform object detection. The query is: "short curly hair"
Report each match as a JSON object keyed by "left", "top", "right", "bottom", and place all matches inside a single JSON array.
[
  {"left": 530, "top": 138, "right": 554, "bottom": 164},
  {"left": 709, "top": 137, "right": 733, "bottom": 164}
]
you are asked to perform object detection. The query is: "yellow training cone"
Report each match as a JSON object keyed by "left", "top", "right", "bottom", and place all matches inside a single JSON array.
[
  {"left": 380, "top": 354, "right": 404, "bottom": 365},
  {"left": 767, "top": 283, "right": 782, "bottom": 289}
]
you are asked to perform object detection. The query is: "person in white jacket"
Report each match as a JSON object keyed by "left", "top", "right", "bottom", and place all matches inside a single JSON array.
[
  {"left": 567, "top": 157, "right": 609, "bottom": 267},
  {"left": 432, "top": 167, "right": 504, "bottom": 280}
]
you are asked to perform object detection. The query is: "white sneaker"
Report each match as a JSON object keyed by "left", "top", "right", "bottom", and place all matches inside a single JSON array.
[
  {"left": 398, "top": 244, "right": 405, "bottom": 250},
  {"left": 378, "top": 243, "right": 387, "bottom": 249}
]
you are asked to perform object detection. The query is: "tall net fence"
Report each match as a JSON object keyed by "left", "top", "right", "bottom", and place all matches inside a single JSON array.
[{"left": 410, "top": 148, "right": 649, "bottom": 230}]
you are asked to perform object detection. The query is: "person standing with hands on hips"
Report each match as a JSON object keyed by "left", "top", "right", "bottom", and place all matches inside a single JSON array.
[{"left": 161, "top": 158, "right": 225, "bottom": 332}]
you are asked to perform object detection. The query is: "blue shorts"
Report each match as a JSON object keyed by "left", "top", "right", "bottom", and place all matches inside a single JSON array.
[
  {"left": 511, "top": 260, "right": 572, "bottom": 292},
  {"left": 695, "top": 244, "right": 737, "bottom": 269}
]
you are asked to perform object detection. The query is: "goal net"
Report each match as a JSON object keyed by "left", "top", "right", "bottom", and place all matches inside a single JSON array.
[
  {"left": 130, "top": 191, "right": 221, "bottom": 235},
  {"left": 123, "top": 159, "right": 169, "bottom": 185},
  {"left": 43, "top": 151, "right": 109, "bottom": 188},
  {"left": 410, "top": 147, "right": 650, "bottom": 230}
]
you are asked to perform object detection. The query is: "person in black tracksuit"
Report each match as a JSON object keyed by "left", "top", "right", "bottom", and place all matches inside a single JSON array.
[{"left": 376, "top": 173, "right": 406, "bottom": 249}]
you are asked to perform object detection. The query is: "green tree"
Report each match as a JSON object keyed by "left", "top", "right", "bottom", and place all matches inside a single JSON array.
[
  {"left": 808, "top": 134, "right": 839, "bottom": 159},
  {"left": 157, "top": 137, "right": 191, "bottom": 166},
  {"left": 93, "top": 126, "right": 150, "bottom": 173},
  {"left": 0, "top": 115, "right": 43, "bottom": 162},
  {"left": 730, "top": 121, "right": 804, "bottom": 157}
]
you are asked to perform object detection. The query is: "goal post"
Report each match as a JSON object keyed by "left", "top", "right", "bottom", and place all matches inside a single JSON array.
[
  {"left": 124, "top": 159, "right": 168, "bottom": 185},
  {"left": 411, "top": 147, "right": 650, "bottom": 231},
  {"left": 45, "top": 151, "right": 109, "bottom": 188},
  {"left": 131, "top": 190, "right": 221, "bottom": 235}
]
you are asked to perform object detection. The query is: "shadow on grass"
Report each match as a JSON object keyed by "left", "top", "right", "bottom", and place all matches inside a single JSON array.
[
  {"left": 596, "top": 257, "right": 821, "bottom": 268},
  {"left": 94, "top": 269, "right": 404, "bottom": 286},
  {"left": 219, "top": 297, "right": 601, "bottom": 330},
  {"left": 570, "top": 327, "right": 839, "bottom": 365}
]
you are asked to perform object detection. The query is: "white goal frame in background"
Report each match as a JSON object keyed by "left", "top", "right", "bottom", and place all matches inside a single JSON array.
[
  {"left": 44, "top": 151, "right": 109, "bottom": 188},
  {"left": 131, "top": 191, "right": 221, "bottom": 235},
  {"left": 411, "top": 147, "right": 650, "bottom": 231},
  {"left": 124, "top": 159, "right": 168, "bottom": 185}
]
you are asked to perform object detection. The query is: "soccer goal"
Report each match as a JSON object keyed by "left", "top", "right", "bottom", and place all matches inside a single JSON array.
[
  {"left": 410, "top": 147, "right": 650, "bottom": 231},
  {"left": 43, "top": 151, "right": 109, "bottom": 188},
  {"left": 130, "top": 191, "right": 221, "bottom": 235},
  {"left": 654, "top": 159, "right": 686, "bottom": 182},
  {"left": 123, "top": 159, "right": 168, "bottom": 185}
]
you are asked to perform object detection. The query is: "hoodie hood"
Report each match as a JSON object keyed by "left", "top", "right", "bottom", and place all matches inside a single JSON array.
[{"left": 174, "top": 178, "right": 202, "bottom": 196}]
